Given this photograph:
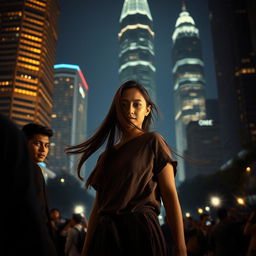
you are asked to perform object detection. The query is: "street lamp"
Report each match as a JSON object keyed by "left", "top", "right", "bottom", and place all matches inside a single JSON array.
[
  {"left": 185, "top": 212, "right": 191, "bottom": 218},
  {"left": 205, "top": 206, "right": 210, "bottom": 212},
  {"left": 74, "top": 205, "right": 85, "bottom": 215},
  {"left": 198, "top": 208, "right": 204, "bottom": 214},
  {"left": 236, "top": 197, "right": 245, "bottom": 206},
  {"left": 245, "top": 167, "right": 251, "bottom": 173},
  {"left": 210, "top": 196, "right": 221, "bottom": 207}
]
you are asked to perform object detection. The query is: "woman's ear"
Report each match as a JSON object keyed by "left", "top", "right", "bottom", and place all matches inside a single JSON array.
[{"left": 145, "top": 105, "right": 151, "bottom": 116}]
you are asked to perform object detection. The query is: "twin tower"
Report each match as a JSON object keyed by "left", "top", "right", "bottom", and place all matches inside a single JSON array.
[{"left": 118, "top": 0, "right": 206, "bottom": 183}]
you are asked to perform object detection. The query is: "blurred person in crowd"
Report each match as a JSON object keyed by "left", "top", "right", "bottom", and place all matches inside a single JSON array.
[
  {"left": 1, "top": 114, "right": 57, "bottom": 255},
  {"left": 66, "top": 81, "right": 187, "bottom": 256},
  {"left": 198, "top": 213, "right": 212, "bottom": 237},
  {"left": 65, "top": 213, "right": 87, "bottom": 256},
  {"left": 50, "top": 208, "right": 69, "bottom": 256},
  {"left": 208, "top": 207, "right": 245, "bottom": 256},
  {"left": 244, "top": 210, "right": 256, "bottom": 256},
  {"left": 184, "top": 216, "right": 207, "bottom": 256}
]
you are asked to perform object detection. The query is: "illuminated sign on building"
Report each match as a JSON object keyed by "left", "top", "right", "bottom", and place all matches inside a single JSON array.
[{"left": 198, "top": 119, "right": 213, "bottom": 126}]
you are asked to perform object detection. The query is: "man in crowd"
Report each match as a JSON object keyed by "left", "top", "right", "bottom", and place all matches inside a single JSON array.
[
  {"left": 22, "top": 123, "right": 56, "bottom": 250},
  {"left": 1, "top": 115, "right": 57, "bottom": 255},
  {"left": 22, "top": 122, "right": 53, "bottom": 164}
]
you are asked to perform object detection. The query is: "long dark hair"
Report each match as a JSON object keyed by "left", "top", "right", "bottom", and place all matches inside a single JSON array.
[{"left": 65, "top": 80, "right": 158, "bottom": 180}]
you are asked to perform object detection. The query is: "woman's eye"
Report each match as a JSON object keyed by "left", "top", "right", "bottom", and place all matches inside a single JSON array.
[{"left": 134, "top": 103, "right": 142, "bottom": 108}]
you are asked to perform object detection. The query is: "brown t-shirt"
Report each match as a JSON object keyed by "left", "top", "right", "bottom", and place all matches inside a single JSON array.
[{"left": 87, "top": 132, "right": 177, "bottom": 215}]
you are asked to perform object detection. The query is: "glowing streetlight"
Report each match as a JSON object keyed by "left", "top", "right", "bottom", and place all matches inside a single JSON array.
[
  {"left": 205, "top": 206, "right": 210, "bottom": 212},
  {"left": 74, "top": 205, "right": 85, "bottom": 215},
  {"left": 245, "top": 167, "right": 251, "bottom": 173},
  {"left": 198, "top": 208, "right": 204, "bottom": 214},
  {"left": 60, "top": 178, "right": 65, "bottom": 183},
  {"left": 185, "top": 212, "right": 191, "bottom": 218},
  {"left": 236, "top": 197, "right": 245, "bottom": 206},
  {"left": 210, "top": 196, "right": 221, "bottom": 207}
]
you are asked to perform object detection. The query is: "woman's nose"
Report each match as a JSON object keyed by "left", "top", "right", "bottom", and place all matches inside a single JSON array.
[{"left": 128, "top": 104, "right": 134, "bottom": 114}]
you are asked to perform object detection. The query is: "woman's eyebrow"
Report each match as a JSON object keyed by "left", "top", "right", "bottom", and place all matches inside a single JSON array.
[{"left": 121, "top": 99, "right": 142, "bottom": 102}]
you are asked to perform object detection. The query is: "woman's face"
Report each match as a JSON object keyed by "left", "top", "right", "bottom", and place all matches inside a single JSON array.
[{"left": 120, "top": 88, "right": 151, "bottom": 129}]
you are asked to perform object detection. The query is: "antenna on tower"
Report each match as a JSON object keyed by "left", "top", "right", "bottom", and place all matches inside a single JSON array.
[{"left": 181, "top": 0, "right": 187, "bottom": 11}]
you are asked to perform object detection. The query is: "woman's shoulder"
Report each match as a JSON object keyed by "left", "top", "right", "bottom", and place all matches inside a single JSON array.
[
  {"left": 146, "top": 131, "right": 167, "bottom": 143},
  {"left": 147, "top": 132, "right": 172, "bottom": 152}
]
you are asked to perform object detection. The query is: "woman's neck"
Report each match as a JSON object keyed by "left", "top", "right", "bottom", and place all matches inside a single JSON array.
[{"left": 121, "top": 129, "right": 144, "bottom": 143}]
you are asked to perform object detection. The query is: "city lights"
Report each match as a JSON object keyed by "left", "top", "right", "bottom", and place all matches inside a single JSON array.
[
  {"left": 236, "top": 197, "right": 245, "bottom": 206},
  {"left": 210, "top": 196, "right": 221, "bottom": 207},
  {"left": 197, "top": 208, "right": 203, "bottom": 214},
  {"left": 60, "top": 178, "right": 65, "bottom": 183},
  {"left": 205, "top": 206, "right": 210, "bottom": 212},
  {"left": 74, "top": 205, "right": 85, "bottom": 215},
  {"left": 246, "top": 166, "right": 251, "bottom": 173},
  {"left": 185, "top": 212, "right": 191, "bottom": 218}
]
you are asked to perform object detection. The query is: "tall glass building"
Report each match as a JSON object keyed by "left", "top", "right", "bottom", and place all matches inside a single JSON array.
[
  {"left": 0, "top": 0, "right": 59, "bottom": 127},
  {"left": 49, "top": 64, "right": 89, "bottom": 178},
  {"left": 118, "top": 0, "right": 156, "bottom": 101},
  {"left": 208, "top": 0, "right": 256, "bottom": 158},
  {"left": 172, "top": 5, "right": 206, "bottom": 183}
]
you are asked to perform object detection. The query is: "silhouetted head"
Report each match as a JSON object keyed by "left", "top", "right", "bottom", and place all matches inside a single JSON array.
[{"left": 72, "top": 213, "right": 83, "bottom": 224}]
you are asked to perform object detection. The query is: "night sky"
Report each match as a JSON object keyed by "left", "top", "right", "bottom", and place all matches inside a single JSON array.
[{"left": 56, "top": 0, "right": 218, "bottom": 174}]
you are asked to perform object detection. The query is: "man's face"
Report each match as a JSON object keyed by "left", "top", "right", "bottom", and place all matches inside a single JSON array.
[{"left": 28, "top": 134, "right": 50, "bottom": 163}]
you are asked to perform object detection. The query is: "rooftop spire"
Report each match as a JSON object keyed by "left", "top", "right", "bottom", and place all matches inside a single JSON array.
[
  {"left": 181, "top": 0, "right": 187, "bottom": 11},
  {"left": 120, "top": 0, "right": 152, "bottom": 22}
]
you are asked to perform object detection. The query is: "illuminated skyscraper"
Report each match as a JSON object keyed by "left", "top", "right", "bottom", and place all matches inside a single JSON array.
[
  {"left": 0, "top": 0, "right": 59, "bottom": 127},
  {"left": 49, "top": 64, "right": 89, "bottom": 177},
  {"left": 118, "top": 0, "right": 156, "bottom": 101},
  {"left": 172, "top": 5, "right": 206, "bottom": 183},
  {"left": 208, "top": 0, "right": 256, "bottom": 160}
]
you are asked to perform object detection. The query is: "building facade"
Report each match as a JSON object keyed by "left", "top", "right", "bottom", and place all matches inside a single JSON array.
[
  {"left": 0, "top": 0, "right": 59, "bottom": 127},
  {"left": 208, "top": 0, "right": 256, "bottom": 162},
  {"left": 118, "top": 0, "right": 156, "bottom": 101},
  {"left": 48, "top": 64, "right": 89, "bottom": 177},
  {"left": 171, "top": 5, "right": 206, "bottom": 183},
  {"left": 185, "top": 119, "right": 222, "bottom": 180}
]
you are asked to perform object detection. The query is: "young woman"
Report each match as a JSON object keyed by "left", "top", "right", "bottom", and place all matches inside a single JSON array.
[{"left": 66, "top": 80, "right": 187, "bottom": 256}]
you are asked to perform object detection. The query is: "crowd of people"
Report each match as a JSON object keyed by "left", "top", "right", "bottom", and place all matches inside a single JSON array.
[
  {"left": 47, "top": 206, "right": 256, "bottom": 256},
  {"left": 176, "top": 208, "right": 255, "bottom": 256},
  {"left": 49, "top": 208, "right": 88, "bottom": 256},
  {"left": 2, "top": 80, "right": 256, "bottom": 256}
]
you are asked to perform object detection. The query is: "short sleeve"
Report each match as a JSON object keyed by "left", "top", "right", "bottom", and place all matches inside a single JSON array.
[{"left": 152, "top": 133, "right": 177, "bottom": 177}]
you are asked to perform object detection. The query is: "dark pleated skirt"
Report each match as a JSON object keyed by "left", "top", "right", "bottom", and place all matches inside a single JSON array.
[{"left": 88, "top": 209, "right": 167, "bottom": 256}]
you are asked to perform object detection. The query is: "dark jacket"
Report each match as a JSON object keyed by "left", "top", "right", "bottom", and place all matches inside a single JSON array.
[{"left": 1, "top": 114, "right": 57, "bottom": 256}]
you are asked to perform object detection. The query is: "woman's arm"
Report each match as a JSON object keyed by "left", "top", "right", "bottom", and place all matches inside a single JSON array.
[
  {"left": 81, "top": 192, "right": 99, "bottom": 256},
  {"left": 157, "top": 163, "right": 187, "bottom": 256}
]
